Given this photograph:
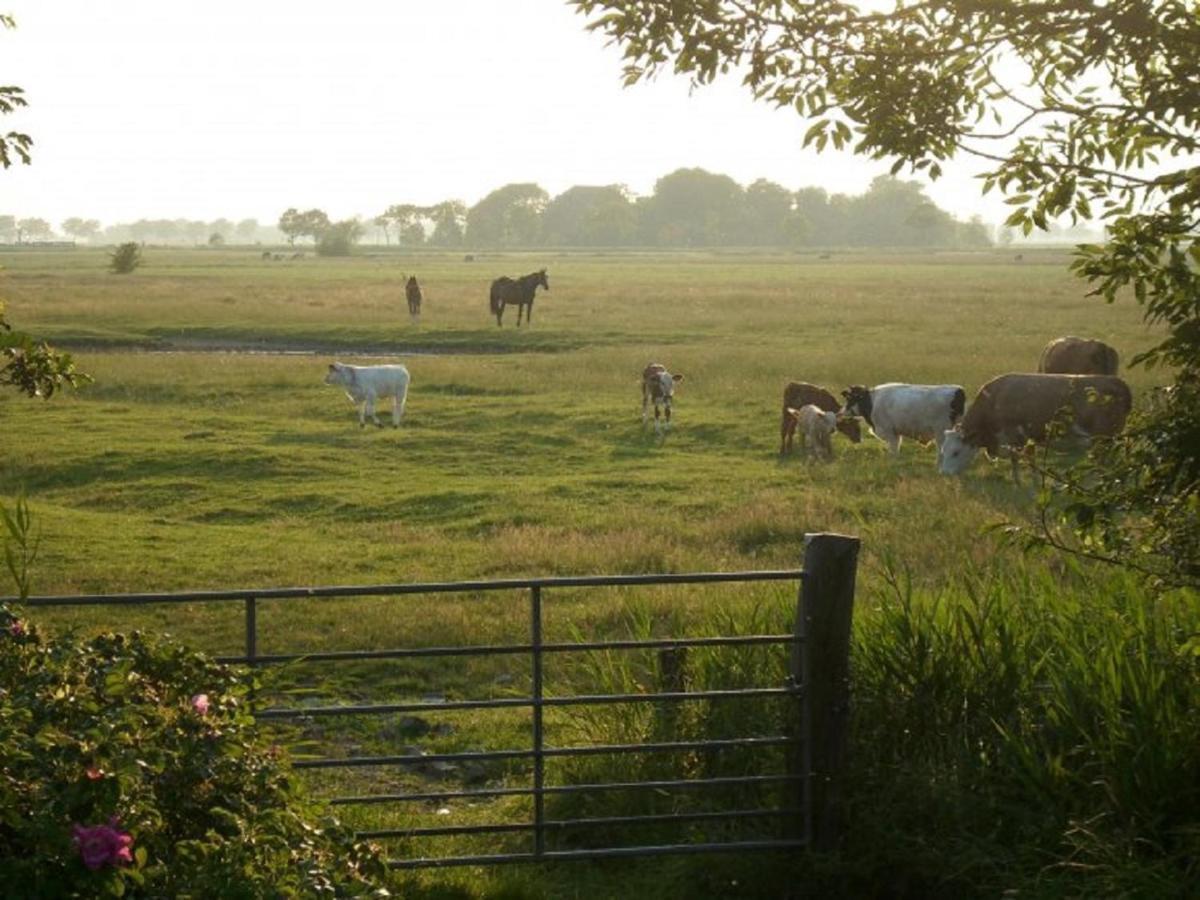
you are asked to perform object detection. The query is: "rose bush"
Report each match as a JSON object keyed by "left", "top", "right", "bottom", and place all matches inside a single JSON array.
[{"left": 0, "top": 604, "right": 388, "bottom": 898}]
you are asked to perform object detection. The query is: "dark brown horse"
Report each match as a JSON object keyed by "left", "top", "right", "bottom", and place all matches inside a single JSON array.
[
  {"left": 489, "top": 269, "right": 548, "bottom": 327},
  {"left": 406, "top": 275, "right": 423, "bottom": 321}
]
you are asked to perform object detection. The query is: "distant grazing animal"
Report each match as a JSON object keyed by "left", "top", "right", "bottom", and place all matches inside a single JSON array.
[
  {"left": 642, "top": 363, "right": 684, "bottom": 435},
  {"left": 261, "top": 250, "right": 271, "bottom": 260},
  {"left": 788, "top": 404, "right": 838, "bottom": 461},
  {"left": 840, "top": 383, "right": 966, "bottom": 454},
  {"left": 291, "top": 251, "right": 305, "bottom": 260},
  {"left": 324, "top": 362, "right": 411, "bottom": 429},
  {"left": 939, "top": 373, "right": 1131, "bottom": 479},
  {"left": 406, "top": 275, "right": 423, "bottom": 321},
  {"left": 273, "top": 253, "right": 285, "bottom": 261},
  {"left": 1038, "top": 336, "right": 1119, "bottom": 375},
  {"left": 489, "top": 269, "right": 548, "bottom": 327},
  {"left": 780, "top": 381, "right": 862, "bottom": 454}
]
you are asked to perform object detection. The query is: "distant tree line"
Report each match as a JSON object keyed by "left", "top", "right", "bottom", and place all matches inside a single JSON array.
[
  {"left": 2, "top": 169, "right": 994, "bottom": 252},
  {"left": 359, "top": 170, "right": 993, "bottom": 250},
  {"left": 0, "top": 214, "right": 283, "bottom": 246}
]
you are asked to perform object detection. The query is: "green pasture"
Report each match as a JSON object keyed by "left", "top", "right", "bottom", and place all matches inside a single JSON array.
[
  {"left": 3, "top": 246, "right": 1189, "bottom": 897},
  {"left": 1, "top": 246, "right": 1164, "bottom": 604}
]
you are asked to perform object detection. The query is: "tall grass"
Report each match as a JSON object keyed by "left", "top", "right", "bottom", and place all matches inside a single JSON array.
[{"left": 841, "top": 560, "right": 1200, "bottom": 898}]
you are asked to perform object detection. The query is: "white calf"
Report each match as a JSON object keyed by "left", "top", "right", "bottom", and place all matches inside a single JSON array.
[
  {"left": 788, "top": 404, "right": 837, "bottom": 461},
  {"left": 324, "top": 362, "right": 410, "bottom": 428},
  {"left": 840, "top": 383, "right": 966, "bottom": 454}
]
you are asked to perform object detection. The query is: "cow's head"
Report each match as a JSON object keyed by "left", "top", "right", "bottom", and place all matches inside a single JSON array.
[
  {"left": 937, "top": 427, "right": 977, "bottom": 475},
  {"left": 835, "top": 414, "right": 863, "bottom": 443},
  {"left": 840, "top": 385, "right": 873, "bottom": 422},
  {"left": 324, "top": 362, "right": 352, "bottom": 386}
]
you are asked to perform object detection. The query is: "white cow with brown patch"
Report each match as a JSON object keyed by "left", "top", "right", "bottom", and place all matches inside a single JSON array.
[
  {"left": 642, "top": 363, "right": 684, "bottom": 434},
  {"left": 939, "top": 372, "right": 1132, "bottom": 478},
  {"left": 324, "top": 361, "right": 410, "bottom": 428}
]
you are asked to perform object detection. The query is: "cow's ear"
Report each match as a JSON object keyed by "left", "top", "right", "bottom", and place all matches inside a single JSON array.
[
  {"left": 841, "top": 388, "right": 850, "bottom": 399},
  {"left": 328, "top": 363, "right": 337, "bottom": 371},
  {"left": 673, "top": 374, "right": 684, "bottom": 382}
]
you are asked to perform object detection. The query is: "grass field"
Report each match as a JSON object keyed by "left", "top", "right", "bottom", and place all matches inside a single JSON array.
[{"left": 3, "top": 246, "right": 1193, "bottom": 898}]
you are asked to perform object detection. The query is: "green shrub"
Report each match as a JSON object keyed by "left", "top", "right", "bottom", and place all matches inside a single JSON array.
[
  {"left": 108, "top": 242, "right": 142, "bottom": 274},
  {"left": 0, "top": 604, "right": 388, "bottom": 898}
]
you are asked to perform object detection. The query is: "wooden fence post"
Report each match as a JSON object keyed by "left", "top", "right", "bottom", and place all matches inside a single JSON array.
[{"left": 791, "top": 532, "right": 859, "bottom": 852}]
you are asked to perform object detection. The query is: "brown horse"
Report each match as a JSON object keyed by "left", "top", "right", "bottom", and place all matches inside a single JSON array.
[
  {"left": 406, "top": 275, "right": 423, "bottom": 321},
  {"left": 489, "top": 269, "right": 548, "bottom": 327}
]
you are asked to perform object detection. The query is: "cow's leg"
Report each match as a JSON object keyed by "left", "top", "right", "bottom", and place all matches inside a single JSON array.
[
  {"left": 392, "top": 393, "right": 404, "bottom": 428},
  {"left": 642, "top": 388, "right": 650, "bottom": 429},
  {"left": 496, "top": 304, "right": 504, "bottom": 327},
  {"left": 884, "top": 430, "right": 901, "bottom": 454},
  {"left": 663, "top": 401, "right": 672, "bottom": 432},
  {"left": 781, "top": 411, "right": 794, "bottom": 455},
  {"left": 526, "top": 302, "right": 533, "bottom": 326},
  {"left": 365, "top": 393, "right": 383, "bottom": 428},
  {"left": 357, "top": 402, "right": 367, "bottom": 429}
]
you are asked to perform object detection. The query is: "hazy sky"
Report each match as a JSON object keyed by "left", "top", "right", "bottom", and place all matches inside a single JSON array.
[{"left": 4, "top": 1, "right": 1012, "bottom": 229}]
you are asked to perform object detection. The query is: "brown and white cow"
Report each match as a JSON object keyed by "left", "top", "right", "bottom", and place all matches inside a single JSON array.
[
  {"left": 642, "top": 363, "right": 684, "bottom": 434},
  {"left": 939, "top": 372, "right": 1131, "bottom": 479},
  {"left": 780, "top": 381, "right": 862, "bottom": 454},
  {"left": 1038, "top": 336, "right": 1120, "bottom": 375}
]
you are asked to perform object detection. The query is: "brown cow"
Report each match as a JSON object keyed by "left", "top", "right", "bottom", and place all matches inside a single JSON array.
[
  {"left": 939, "top": 372, "right": 1132, "bottom": 479},
  {"left": 1038, "top": 336, "right": 1119, "bottom": 375},
  {"left": 779, "top": 381, "right": 862, "bottom": 454}
]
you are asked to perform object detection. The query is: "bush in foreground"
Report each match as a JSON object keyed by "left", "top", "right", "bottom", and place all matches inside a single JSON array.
[{"left": 0, "top": 604, "right": 387, "bottom": 898}]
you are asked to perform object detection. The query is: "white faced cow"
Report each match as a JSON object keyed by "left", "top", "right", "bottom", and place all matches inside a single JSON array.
[
  {"left": 939, "top": 372, "right": 1131, "bottom": 479},
  {"left": 324, "top": 362, "right": 410, "bottom": 429},
  {"left": 840, "top": 383, "right": 966, "bottom": 454},
  {"left": 642, "top": 363, "right": 684, "bottom": 435}
]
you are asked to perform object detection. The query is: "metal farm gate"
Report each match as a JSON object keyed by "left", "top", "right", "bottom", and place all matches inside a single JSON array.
[{"left": 22, "top": 533, "right": 858, "bottom": 868}]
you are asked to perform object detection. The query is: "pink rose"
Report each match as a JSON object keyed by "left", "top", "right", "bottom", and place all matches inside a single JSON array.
[
  {"left": 85, "top": 766, "right": 104, "bottom": 781},
  {"left": 190, "top": 693, "right": 210, "bottom": 716},
  {"left": 71, "top": 818, "right": 134, "bottom": 871},
  {"left": 7, "top": 620, "right": 25, "bottom": 637}
]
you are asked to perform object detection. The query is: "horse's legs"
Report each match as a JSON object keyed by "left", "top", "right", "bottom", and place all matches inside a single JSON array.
[{"left": 496, "top": 303, "right": 504, "bottom": 327}]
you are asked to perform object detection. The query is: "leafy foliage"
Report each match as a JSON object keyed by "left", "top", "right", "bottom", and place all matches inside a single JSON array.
[
  {"left": 278, "top": 207, "right": 332, "bottom": 246},
  {"left": 0, "top": 16, "right": 32, "bottom": 170},
  {"left": 315, "top": 219, "right": 365, "bottom": 257},
  {"left": 0, "top": 300, "right": 90, "bottom": 399},
  {"left": 0, "top": 613, "right": 389, "bottom": 897},
  {"left": 108, "top": 241, "right": 142, "bottom": 275}
]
